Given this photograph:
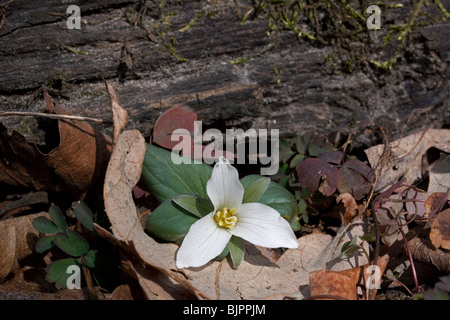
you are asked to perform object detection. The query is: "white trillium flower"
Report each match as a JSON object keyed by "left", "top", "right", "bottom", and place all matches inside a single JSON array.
[{"left": 176, "top": 156, "right": 299, "bottom": 269}]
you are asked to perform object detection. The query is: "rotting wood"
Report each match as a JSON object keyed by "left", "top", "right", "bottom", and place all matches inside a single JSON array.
[{"left": 0, "top": 0, "right": 448, "bottom": 141}]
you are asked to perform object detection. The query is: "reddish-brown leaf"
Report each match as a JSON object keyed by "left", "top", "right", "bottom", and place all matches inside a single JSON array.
[
  {"left": 296, "top": 158, "right": 339, "bottom": 196},
  {"left": 152, "top": 106, "right": 197, "bottom": 150}
]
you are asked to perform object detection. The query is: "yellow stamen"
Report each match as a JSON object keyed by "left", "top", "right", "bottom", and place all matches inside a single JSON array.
[{"left": 214, "top": 207, "right": 237, "bottom": 229}]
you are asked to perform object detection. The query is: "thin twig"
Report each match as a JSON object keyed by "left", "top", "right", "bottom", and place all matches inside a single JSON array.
[
  {"left": 399, "top": 226, "right": 420, "bottom": 290},
  {"left": 0, "top": 111, "right": 112, "bottom": 124},
  {"left": 365, "top": 125, "right": 390, "bottom": 299}
]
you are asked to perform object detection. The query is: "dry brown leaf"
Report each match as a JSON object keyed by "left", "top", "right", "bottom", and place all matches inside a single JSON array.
[
  {"left": 309, "top": 254, "right": 389, "bottom": 300},
  {"left": 101, "top": 126, "right": 209, "bottom": 299},
  {"left": 108, "top": 282, "right": 146, "bottom": 300},
  {"left": 429, "top": 208, "right": 450, "bottom": 250},
  {"left": 428, "top": 154, "right": 450, "bottom": 193},
  {"left": 43, "top": 92, "right": 112, "bottom": 198},
  {"left": 104, "top": 80, "right": 129, "bottom": 144},
  {"left": 306, "top": 218, "right": 369, "bottom": 272},
  {"left": 424, "top": 192, "right": 449, "bottom": 221},
  {"left": 0, "top": 92, "right": 112, "bottom": 199},
  {"left": 0, "top": 212, "right": 48, "bottom": 280},
  {"left": 365, "top": 129, "right": 450, "bottom": 192},
  {"left": 0, "top": 123, "right": 53, "bottom": 190},
  {"left": 94, "top": 223, "right": 205, "bottom": 300},
  {"left": 336, "top": 193, "right": 360, "bottom": 225}
]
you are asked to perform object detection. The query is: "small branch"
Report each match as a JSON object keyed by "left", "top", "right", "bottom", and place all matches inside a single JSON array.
[{"left": 0, "top": 111, "right": 112, "bottom": 124}]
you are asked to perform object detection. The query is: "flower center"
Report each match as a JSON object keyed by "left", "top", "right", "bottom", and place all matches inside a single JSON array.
[{"left": 214, "top": 207, "right": 237, "bottom": 229}]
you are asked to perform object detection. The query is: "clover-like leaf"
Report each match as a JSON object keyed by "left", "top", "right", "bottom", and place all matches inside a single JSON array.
[
  {"left": 46, "top": 258, "right": 81, "bottom": 289},
  {"left": 279, "top": 139, "right": 295, "bottom": 162},
  {"left": 338, "top": 159, "right": 374, "bottom": 200},
  {"left": 35, "top": 235, "right": 55, "bottom": 253},
  {"left": 296, "top": 157, "right": 340, "bottom": 197},
  {"left": 295, "top": 131, "right": 314, "bottom": 155},
  {"left": 54, "top": 230, "right": 89, "bottom": 257},
  {"left": 48, "top": 205, "right": 67, "bottom": 231},
  {"left": 307, "top": 135, "right": 335, "bottom": 157},
  {"left": 72, "top": 201, "right": 94, "bottom": 231},
  {"left": 32, "top": 216, "right": 60, "bottom": 234}
]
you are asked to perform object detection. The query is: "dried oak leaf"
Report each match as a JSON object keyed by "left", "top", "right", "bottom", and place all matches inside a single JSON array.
[
  {"left": 365, "top": 129, "right": 450, "bottom": 192},
  {"left": 309, "top": 254, "right": 389, "bottom": 300},
  {"left": 430, "top": 208, "right": 450, "bottom": 250},
  {"left": 428, "top": 153, "right": 450, "bottom": 194}
]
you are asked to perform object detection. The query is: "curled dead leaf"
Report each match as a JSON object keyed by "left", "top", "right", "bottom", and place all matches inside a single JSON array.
[
  {"left": 309, "top": 254, "right": 389, "bottom": 300},
  {"left": 0, "top": 212, "right": 48, "bottom": 280},
  {"left": 336, "top": 193, "right": 360, "bottom": 225},
  {"left": 0, "top": 92, "right": 112, "bottom": 199},
  {"left": 424, "top": 192, "right": 449, "bottom": 221},
  {"left": 429, "top": 208, "right": 450, "bottom": 250}
]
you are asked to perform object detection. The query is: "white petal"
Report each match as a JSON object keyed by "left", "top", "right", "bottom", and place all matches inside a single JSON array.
[
  {"left": 176, "top": 213, "right": 232, "bottom": 269},
  {"left": 231, "top": 203, "right": 299, "bottom": 249},
  {"left": 206, "top": 156, "right": 244, "bottom": 211}
]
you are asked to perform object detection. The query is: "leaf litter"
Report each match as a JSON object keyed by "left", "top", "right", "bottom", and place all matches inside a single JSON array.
[{"left": 0, "top": 82, "right": 449, "bottom": 300}]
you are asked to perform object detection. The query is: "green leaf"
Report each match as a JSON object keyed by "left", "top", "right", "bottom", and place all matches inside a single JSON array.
[
  {"left": 289, "top": 153, "right": 305, "bottom": 168},
  {"left": 308, "top": 135, "right": 335, "bottom": 156},
  {"left": 48, "top": 205, "right": 67, "bottom": 231},
  {"left": 240, "top": 174, "right": 300, "bottom": 231},
  {"left": 298, "top": 199, "right": 307, "bottom": 213},
  {"left": 35, "top": 235, "right": 55, "bottom": 253},
  {"left": 141, "top": 144, "right": 212, "bottom": 203},
  {"left": 339, "top": 237, "right": 359, "bottom": 258},
  {"left": 242, "top": 177, "right": 270, "bottom": 203},
  {"left": 54, "top": 230, "right": 90, "bottom": 257},
  {"left": 279, "top": 140, "right": 295, "bottom": 162},
  {"left": 215, "top": 246, "right": 229, "bottom": 261},
  {"left": 295, "top": 131, "right": 314, "bottom": 155},
  {"left": 72, "top": 201, "right": 94, "bottom": 231},
  {"left": 172, "top": 195, "right": 214, "bottom": 218},
  {"left": 145, "top": 197, "right": 199, "bottom": 244},
  {"left": 227, "top": 236, "right": 244, "bottom": 268},
  {"left": 32, "top": 216, "right": 60, "bottom": 234},
  {"left": 46, "top": 258, "right": 81, "bottom": 289}
]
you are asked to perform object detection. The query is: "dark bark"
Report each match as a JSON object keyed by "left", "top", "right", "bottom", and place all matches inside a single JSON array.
[{"left": 0, "top": 0, "right": 449, "bottom": 143}]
